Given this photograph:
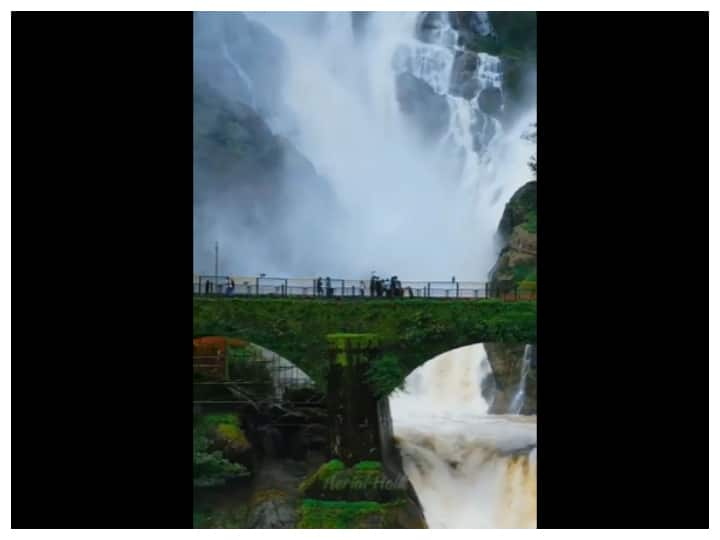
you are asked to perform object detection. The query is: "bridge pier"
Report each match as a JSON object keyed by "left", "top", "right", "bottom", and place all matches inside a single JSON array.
[{"left": 325, "top": 333, "right": 385, "bottom": 465}]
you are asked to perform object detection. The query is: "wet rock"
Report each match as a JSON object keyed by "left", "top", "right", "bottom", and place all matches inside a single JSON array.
[
  {"left": 395, "top": 71, "right": 450, "bottom": 140},
  {"left": 247, "top": 490, "right": 297, "bottom": 529},
  {"left": 477, "top": 86, "right": 503, "bottom": 115},
  {"left": 261, "top": 426, "right": 283, "bottom": 459},
  {"left": 450, "top": 50, "right": 480, "bottom": 99},
  {"left": 415, "top": 12, "right": 446, "bottom": 43}
]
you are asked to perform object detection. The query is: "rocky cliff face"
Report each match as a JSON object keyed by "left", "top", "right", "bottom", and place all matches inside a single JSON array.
[
  {"left": 193, "top": 12, "right": 338, "bottom": 273},
  {"left": 489, "top": 180, "right": 537, "bottom": 291},
  {"left": 485, "top": 343, "right": 536, "bottom": 415}
]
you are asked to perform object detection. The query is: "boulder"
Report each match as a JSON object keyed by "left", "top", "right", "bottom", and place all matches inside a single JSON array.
[{"left": 477, "top": 86, "right": 503, "bottom": 115}]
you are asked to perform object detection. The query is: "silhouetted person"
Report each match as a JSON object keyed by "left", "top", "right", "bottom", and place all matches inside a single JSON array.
[
  {"left": 326, "top": 276, "right": 332, "bottom": 297},
  {"left": 360, "top": 280, "right": 366, "bottom": 297},
  {"left": 316, "top": 277, "right": 323, "bottom": 296},
  {"left": 205, "top": 280, "right": 211, "bottom": 295}
]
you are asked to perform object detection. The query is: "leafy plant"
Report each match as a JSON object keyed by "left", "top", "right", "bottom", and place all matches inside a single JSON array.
[
  {"left": 193, "top": 428, "right": 249, "bottom": 488},
  {"left": 365, "top": 354, "right": 405, "bottom": 397}
]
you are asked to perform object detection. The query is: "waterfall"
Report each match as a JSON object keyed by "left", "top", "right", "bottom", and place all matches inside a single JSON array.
[
  {"left": 509, "top": 345, "right": 533, "bottom": 414},
  {"left": 390, "top": 344, "right": 536, "bottom": 528},
  {"left": 240, "top": 12, "right": 536, "bottom": 279}
]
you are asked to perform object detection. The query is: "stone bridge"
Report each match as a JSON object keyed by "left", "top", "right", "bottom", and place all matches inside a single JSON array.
[
  {"left": 193, "top": 296, "right": 536, "bottom": 389},
  {"left": 194, "top": 296, "right": 536, "bottom": 518}
]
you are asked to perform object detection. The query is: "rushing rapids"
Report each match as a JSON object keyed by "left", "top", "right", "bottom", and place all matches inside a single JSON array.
[{"left": 390, "top": 344, "right": 537, "bottom": 528}]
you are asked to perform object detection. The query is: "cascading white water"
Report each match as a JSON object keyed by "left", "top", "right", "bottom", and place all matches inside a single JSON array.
[
  {"left": 509, "top": 344, "right": 533, "bottom": 414},
  {"left": 390, "top": 344, "right": 536, "bottom": 528},
  {"left": 245, "top": 12, "right": 536, "bottom": 279}
]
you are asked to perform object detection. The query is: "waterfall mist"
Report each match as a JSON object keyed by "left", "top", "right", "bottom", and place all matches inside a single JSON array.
[
  {"left": 390, "top": 344, "right": 537, "bottom": 528},
  {"left": 194, "top": 12, "right": 536, "bottom": 280}
]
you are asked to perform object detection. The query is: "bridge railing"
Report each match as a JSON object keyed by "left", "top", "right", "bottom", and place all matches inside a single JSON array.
[{"left": 193, "top": 275, "right": 536, "bottom": 301}]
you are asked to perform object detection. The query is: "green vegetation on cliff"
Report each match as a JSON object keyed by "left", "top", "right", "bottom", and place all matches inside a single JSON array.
[
  {"left": 194, "top": 297, "right": 536, "bottom": 387},
  {"left": 491, "top": 180, "right": 537, "bottom": 292}
]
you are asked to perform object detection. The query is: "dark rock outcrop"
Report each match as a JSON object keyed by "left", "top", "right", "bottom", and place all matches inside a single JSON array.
[
  {"left": 395, "top": 72, "right": 450, "bottom": 140},
  {"left": 449, "top": 50, "right": 481, "bottom": 99},
  {"left": 477, "top": 86, "right": 503, "bottom": 115}
]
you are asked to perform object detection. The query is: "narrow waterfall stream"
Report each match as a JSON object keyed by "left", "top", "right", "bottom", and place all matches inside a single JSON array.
[{"left": 390, "top": 344, "right": 536, "bottom": 528}]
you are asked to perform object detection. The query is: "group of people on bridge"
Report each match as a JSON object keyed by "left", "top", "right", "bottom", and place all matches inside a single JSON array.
[
  {"left": 204, "top": 277, "right": 236, "bottom": 296},
  {"left": 314, "top": 275, "right": 413, "bottom": 298}
]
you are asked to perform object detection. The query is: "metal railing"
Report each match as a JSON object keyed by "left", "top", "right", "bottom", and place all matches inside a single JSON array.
[{"left": 193, "top": 275, "right": 536, "bottom": 301}]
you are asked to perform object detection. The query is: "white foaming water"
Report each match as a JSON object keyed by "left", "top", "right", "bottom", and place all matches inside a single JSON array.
[
  {"left": 390, "top": 344, "right": 537, "bottom": 528},
  {"left": 246, "top": 12, "right": 536, "bottom": 279}
]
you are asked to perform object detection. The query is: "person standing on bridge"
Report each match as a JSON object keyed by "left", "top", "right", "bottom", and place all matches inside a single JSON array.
[
  {"left": 325, "top": 276, "right": 332, "bottom": 297},
  {"left": 225, "top": 277, "right": 235, "bottom": 296},
  {"left": 316, "top": 277, "right": 323, "bottom": 296}
]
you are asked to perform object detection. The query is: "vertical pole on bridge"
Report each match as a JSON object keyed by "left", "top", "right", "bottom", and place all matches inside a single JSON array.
[{"left": 214, "top": 241, "right": 219, "bottom": 294}]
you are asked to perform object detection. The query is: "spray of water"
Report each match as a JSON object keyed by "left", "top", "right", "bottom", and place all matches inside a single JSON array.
[{"left": 194, "top": 12, "right": 536, "bottom": 280}]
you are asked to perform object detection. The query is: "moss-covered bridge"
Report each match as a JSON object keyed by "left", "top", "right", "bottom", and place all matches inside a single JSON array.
[{"left": 193, "top": 296, "right": 536, "bottom": 390}]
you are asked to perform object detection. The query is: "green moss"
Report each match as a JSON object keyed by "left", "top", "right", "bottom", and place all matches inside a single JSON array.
[
  {"left": 198, "top": 413, "right": 238, "bottom": 429},
  {"left": 297, "top": 499, "right": 384, "bottom": 528},
  {"left": 299, "top": 460, "right": 346, "bottom": 493},
  {"left": 215, "top": 423, "right": 249, "bottom": 450},
  {"left": 327, "top": 333, "right": 380, "bottom": 351},
  {"left": 353, "top": 461, "right": 382, "bottom": 471},
  {"left": 365, "top": 354, "right": 405, "bottom": 397},
  {"left": 300, "top": 460, "right": 402, "bottom": 502},
  {"left": 513, "top": 263, "right": 537, "bottom": 283},
  {"left": 523, "top": 210, "right": 537, "bottom": 233}
]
